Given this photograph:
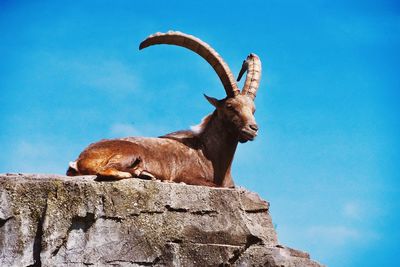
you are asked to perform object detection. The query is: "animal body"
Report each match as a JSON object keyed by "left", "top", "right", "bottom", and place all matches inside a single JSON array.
[{"left": 67, "top": 31, "right": 262, "bottom": 188}]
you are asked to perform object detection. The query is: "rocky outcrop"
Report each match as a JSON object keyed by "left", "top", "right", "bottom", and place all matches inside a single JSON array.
[{"left": 0, "top": 174, "right": 323, "bottom": 266}]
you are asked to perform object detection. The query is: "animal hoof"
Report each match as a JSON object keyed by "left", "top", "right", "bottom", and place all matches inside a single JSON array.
[{"left": 118, "top": 172, "right": 133, "bottom": 179}]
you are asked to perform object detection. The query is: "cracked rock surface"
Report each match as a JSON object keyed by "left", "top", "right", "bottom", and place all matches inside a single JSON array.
[{"left": 0, "top": 174, "right": 323, "bottom": 266}]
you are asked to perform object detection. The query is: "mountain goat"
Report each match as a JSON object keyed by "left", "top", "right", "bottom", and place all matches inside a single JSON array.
[{"left": 67, "top": 31, "right": 262, "bottom": 188}]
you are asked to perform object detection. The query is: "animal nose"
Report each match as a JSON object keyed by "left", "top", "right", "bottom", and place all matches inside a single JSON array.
[{"left": 249, "top": 124, "right": 259, "bottom": 132}]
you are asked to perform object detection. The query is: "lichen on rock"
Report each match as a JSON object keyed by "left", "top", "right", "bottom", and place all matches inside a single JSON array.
[{"left": 0, "top": 174, "right": 323, "bottom": 266}]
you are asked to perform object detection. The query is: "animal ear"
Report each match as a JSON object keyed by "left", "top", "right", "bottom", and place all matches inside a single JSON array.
[{"left": 204, "top": 94, "right": 220, "bottom": 107}]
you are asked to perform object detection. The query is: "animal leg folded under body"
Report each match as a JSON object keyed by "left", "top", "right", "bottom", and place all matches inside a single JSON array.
[
  {"left": 97, "top": 168, "right": 133, "bottom": 179},
  {"left": 127, "top": 167, "right": 157, "bottom": 180}
]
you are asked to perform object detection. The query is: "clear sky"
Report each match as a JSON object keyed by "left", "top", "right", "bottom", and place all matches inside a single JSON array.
[{"left": 0, "top": 1, "right": 399, "bottom": 266}]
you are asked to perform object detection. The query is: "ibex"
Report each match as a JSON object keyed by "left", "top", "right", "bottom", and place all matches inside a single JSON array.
[{"left": 67, "top": 31, "right": 262, "bottom": 188}]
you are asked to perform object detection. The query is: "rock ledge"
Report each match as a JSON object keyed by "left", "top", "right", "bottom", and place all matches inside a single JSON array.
[{"left": 0, "top": 174, "right": 323, "bottom": 266}]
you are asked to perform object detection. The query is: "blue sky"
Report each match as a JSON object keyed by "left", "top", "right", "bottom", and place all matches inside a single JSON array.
[{"left": 0, "top": 1, "right": 399, "bottom": 266}]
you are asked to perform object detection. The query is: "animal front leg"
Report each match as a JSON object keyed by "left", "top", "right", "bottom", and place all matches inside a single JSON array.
[
  {"left": 126, "top": 166, "right": 157, "bottom": 180},
  {"left": 139, "top": 170, "right": 157, "bottom": 180},
  {"left": 97, "top": 168, "right": 133, "bottom": 179}
]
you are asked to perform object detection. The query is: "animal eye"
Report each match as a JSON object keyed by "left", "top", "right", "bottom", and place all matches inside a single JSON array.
[{"left": 226, "top": 103, "right": 234, "bottom": 110}]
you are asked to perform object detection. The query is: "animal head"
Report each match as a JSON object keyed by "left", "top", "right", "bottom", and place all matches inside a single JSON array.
[
  {"left": 139, "top": 32, "right": 262, "bottom": 143},
  {"left": 203, "top": 53, "right": 261, "bottom": 143},
  {"left": 204, "top": 93, "right": 257, "bottom": 143}
]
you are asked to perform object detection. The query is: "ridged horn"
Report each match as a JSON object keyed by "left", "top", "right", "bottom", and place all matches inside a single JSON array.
[
  {"left": 139, "top": 31, "right": 240, "bottom": 97},
  {"left": 237, "top": 53, "right": 262, "bottom": 100}
]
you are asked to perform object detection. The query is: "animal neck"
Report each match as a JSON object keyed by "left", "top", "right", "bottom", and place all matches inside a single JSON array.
[{"left": 199, "top": 111, "right": 238, "bottom": 187}]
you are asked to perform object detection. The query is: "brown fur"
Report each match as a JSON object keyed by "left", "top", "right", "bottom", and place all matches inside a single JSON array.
[
  {"left": 68, "top": 95, "right": 258, "bottom": 187},
  {"left": 67, "top": 31, "right": 262, "bottom": 188}
]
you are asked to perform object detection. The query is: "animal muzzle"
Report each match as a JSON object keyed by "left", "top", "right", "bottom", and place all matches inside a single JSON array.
[{"left": 239, "top": 124, "right": 258, "bottom": 143}]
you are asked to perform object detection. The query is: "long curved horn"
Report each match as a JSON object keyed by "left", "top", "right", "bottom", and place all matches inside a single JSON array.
[
  {"left": 139, "top": 31, "right": 240, "bottom": 97},
  {"left": 237, "top": 53, "right": 262, "bottom": 100}
]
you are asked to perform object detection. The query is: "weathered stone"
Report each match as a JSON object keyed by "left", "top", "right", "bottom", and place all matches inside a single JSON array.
[{"left": 0, "top": 174, "right": 323, "bottom": 266}]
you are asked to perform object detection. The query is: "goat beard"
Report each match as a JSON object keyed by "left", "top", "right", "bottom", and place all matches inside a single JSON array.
[
  {"left": 222, "top": 121, "right": 252, "bottom": 143},
  {"left": 238, "top": 132, "right": 251, "bottom": 143},
  {"left": 239, "top": 138, "right": 249, "bottom": 143}
]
